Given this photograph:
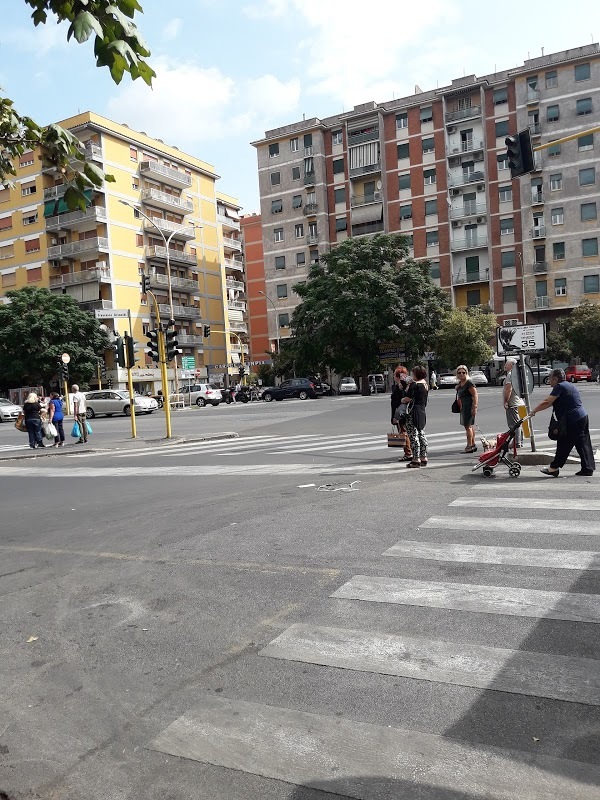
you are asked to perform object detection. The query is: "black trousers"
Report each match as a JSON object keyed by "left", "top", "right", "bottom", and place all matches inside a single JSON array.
[{"left": 551, "top": 415, "right": 596, "bottom": 471}]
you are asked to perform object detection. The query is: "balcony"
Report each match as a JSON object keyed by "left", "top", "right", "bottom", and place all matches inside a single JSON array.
[
  {"left": 230, "top": 342, "right": 249, "bottom": 354},
  {"left": 448, "top": 170, "right": 485, "bottom": 188},
  {"left": 43, "top": 184, "right": 67, "bottom": 200},
  {"left": 139, "top": 161, "right": 192, "bottom": 188},
  {"left": 141, "top": 187, "right": 193, "bottom": 214},
  {"left": 217, "top": 213, "right": 241, "bottom": 232},
  {"left": 530, "top": 225, "right": 546, "bottom": 239},
  {"left": 145, "top": 245, "right": 197, "bottom": 265},
  {"left": 531, "top": 189, "right": 544, "bottom": 205},
  {"left": 228, "top": 300, "right": 247, "bottom": 312},
  {"left": 49, "top": 264, "right": 111, "bottom": 287},
  {"left": 46, "top": 206, "right": 107, "bottom": 231},
  {"left": 224, "top": 257, "right": 244, "bottom": 271},
  {"left": 351, "top": 191, "right": 382, "bottom": 207},
  {"left": 304, "top": 172, "right": 316, "bottom": 186},
  {"left": 229, "top": 321, "right": 248, "bottom": 333},
  {"left": 527, "top": 88, "right": 541, "bottom": 104},
  {"left": 306, "top": 233, "right": 319, "bottom": 245},
  {"left": 148, "top": 270, "right": 198, "bottom": 291},
  {"left": 446, "top": 139, "right": 484, "bottom": 156},
  {"left": 349, "top": 160, "right": 381, "bottom": 179},
  {"left": 154, "top": 303, "right": 201, "bottom": 319},
  {"left": 226, "top": 278, "right": 245, "bottom": 291},
  {"left": 80, "top": 299, "right": 113, "bottom": 311},
  {"left": 48, "top": 236, "right": 109, "bottom": 259},
  {"left": 177, "top": 334, "right": 204, "bottom": 346},
  {"left": 445, "top": 105, "right": 481, "bottom": 124},
  {"left": 535, "top": 295, "right": 549, "bottom": 309},
  {"left": 449, "top": 202, "right": 487, "bottom": 220},
  {"left": 348, "top": 129, "right": 379, "bottom": 145},
  {"left": 303, "top": 202, "right": 318, "bottom": 216},
  {"left": 529, "top": 123, "right": 542, "bottom": 137},
  {"left": 223, "top": 236, "right": 242, "bottom": 252},
  {"left": 451, "top": 234, "right": 488, "bottom": 251},
  {"left": 533, "top": 261, "right": 548, "bottom": 274},
  {"left": 453, "top": 268, "right": 490, "bottom": 285},
  {"left": 304, "top": 145, "right": 314, "bottom": 157},
  {"left": 144, "top": 217, "right": 195, "bottom": 240}
]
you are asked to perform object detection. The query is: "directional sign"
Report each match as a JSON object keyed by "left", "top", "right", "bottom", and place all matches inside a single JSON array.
[
  {"left": 181, "top": 356, "right": 196, "bottom": 370},
  {"left": 94, "top": 309, "right": 130, "bottom": 319},
  {"left": 496, "top": 324, "right": 546, "bottom": 355}
]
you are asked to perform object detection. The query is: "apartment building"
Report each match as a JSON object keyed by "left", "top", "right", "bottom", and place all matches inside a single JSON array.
[
  {"left": 0, "top": 111, "right": 246, "bottom": 393},
  {"left": 252, "top": 43, "right": 600, "bottom": 351},
  {"left": 240, "top": 213, "right": 271, "bottom": 366}
]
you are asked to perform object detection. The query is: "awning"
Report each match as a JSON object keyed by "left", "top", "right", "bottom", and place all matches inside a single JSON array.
[
  {"left": 54, "top": 189, "right": 93, "bottom": 215},
  {"left": 350, "top": 202, "right": 383, "bottom": 225},
  {"left": 44, "top": 200, "right": 57, "bottom": 218}
]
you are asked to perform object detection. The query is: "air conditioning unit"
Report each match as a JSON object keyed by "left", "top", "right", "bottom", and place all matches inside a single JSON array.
[
  {"left": 452, "top": 188, "right": 460, "bottom": 196},
  {"left": 452, "top": 221, "right": 462, "bottom": 228},
  {"left": 49, "top": 260, "right": 61, "bottom": 268},
  {"left": 474, "top": 153, "right": 483, "bottom": 161},
  {"left": 448, "top": 126, "right": 456, "bottom": 133},
  {"left": 477, "top": 185, "right": 485, "bottom": 192},
  {"left": 476, "top": 217, "right": 484, "bottom": 224},
  {"left": 452, "top": 147, "right": 459, "bottom": 154},
  {"left": 449, "top": 157, "right": 460, "bottom": 166},
  {"left": 51, "top": 238, "right": 58, "bottom": 246}
]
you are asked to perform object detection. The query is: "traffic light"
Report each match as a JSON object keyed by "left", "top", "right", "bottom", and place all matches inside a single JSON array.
[
  {"left": 141, "top": 274, "right": 150, "bottom": 294},
  {"left": 61, "top": 363, "right": 69, "bottom": 382},
  {"left": 100, "top": 360, "right": 107, "bottom": 379},
  {"left": 114, "top": 334, "right": 125, "bottom": 367},
  {"left": 146, "top": 329, "right": 160, "bottom": 363},
  {"left": 165, "top": 329, "right": 179, "bottom": 362},
  {"left": 203, "top": 325, "right": 211, "bottom": 338},
  {"left": 107, "top": 378, "right": 113, "bottom": 389},
  {"left": 238, "top": 364, "right": 246, "bottom": 377},
  {"left": 505, "top": 129, "right": 535, "bottom": 179}
]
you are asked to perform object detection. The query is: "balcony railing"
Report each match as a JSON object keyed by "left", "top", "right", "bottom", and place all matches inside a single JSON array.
[
  {"left": 348, "top": 129, "right": 379, "bottom": 145},
  {"left": 148, "top": 271, "right": 198, "bottom": 290},
  {"left": 304, "top": 145, "right": 314, "bottom": 156},
  {"left": 450, "top": 202, "right": 487, "bottom": 220},
  {"left": 306, "top": 233, "right": 319, "bottom": 245},
  {"left": 226, "top": 279, "right": 245, "bottom": 291},
  {"left": 177, "top": 334, "right": 204, "bottom": 346},
  {"left": 351, "top": 191, "right": 382, "bottom": 207},
  {"left": 49, "top": 265, "right": 110, "bottom": 287},
  {"left": 48, "top": 237, "right": 109, "bottom": 259},
  {"left": 230, "top": 343, "right": 249, "bottom": 354},
  {"left": 303, "top": 172, "right": 316, "bottom": 185},
  {"left": 144, "top": 217, "right": 195, "bottom": 239},
  {"left": 154, "top": 303, "right": 201, "bottom": 319},
  {"left": 145, "top": 245, "right": 197, "bottom": 265},
  {"left": 531, "top": 189, "right": 544, "bottom": 204},
  {"left": 446, "top": 139, "right": 484, "bottom": 156},
  {"left": 303, "top": 202, "right": 318, "bottom": 215},
  {"left": 533, "top": 261, "right": 548, "bottom": 274},
  {"left": 229, "top": 321, "right": 248, "bottom": 333},
  {"left": 139, "top": 161, "right": 192, "bottom": 188},
  {"left": 80, "top": 299, "right": 113, "bottom": 311},
  {"left": 141, "top": 188, "right": 193, "bottom": 213},
  {"left": 44, "top": 184, "right": 67, "bottom": 200},
  {"left": 529, "top": 123, "right": 542, "bottom": 136},
  {"left": 228, "top": 300, "right": 247, "bottom": 311},
  {"left": 535, "top": 295, "right": 549, "bottom": 309},
  {"left": 453, "top": 268, "right": 490, "bottom": 285},
  {"left": 223, "top": 236, "right": 242, "bottom": 251},
  {"left": 349, "top": 160, "right": 381, "bottom": 178},
  {"left": 448, "top": 170, "right": 485, "bottom": 188},
  {"left": 224, "top": 257, "right": 244, "bottom": 271},
  {"left": 445, "top": 105, "right": 482, "bottom": 123},
  {"left": 46, "top": 206, "right": 107, "bottom": 230},
  {"left": 217, "top": 214, "right": 241, "bottom": 231},
  {"left": 527, "top": 88, "right": 541, "bottom": 103},
  {"left": 451, "top": 234, "right": 488, "bottom": 251},
  {"left": 530, "top": 225, "right": 546, "bottom": 239}
]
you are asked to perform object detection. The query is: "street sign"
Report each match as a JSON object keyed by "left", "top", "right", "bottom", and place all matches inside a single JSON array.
[
  {"left": 511, "top": 362, "right": 534, "bottom": 398},
  {"left": 496, "top": 324, "right": 546, "bottom": 355},
  {"left": 424, "top": 351, "right": 436, "bottom": 361},
  {"left": 94, "top": 309, "right": 130, "bottom": 319},
  {"left": 181, "top": 356, "right": 196, "bottom": 370},
  {"left": 61, "top": 353, "right": 70, "bottom": 364}
]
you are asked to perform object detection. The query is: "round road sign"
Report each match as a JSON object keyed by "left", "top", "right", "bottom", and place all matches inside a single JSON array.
[{"left": 61, "top": 353, "right": 71, "bottom": 364}]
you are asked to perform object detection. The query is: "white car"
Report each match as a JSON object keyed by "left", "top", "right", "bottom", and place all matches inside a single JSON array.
[
  {"left": 469, "top": 370, "right": 489, "bottom": 387},
  {"left": 438, "top": 373, "right": 458, "bottom": 388},
  {"left": 0, "top": 397, "right": 22, "bottom": 422},
  {"left": 338, "top": 377, "right": 358, "bottom": 394},
  {"left": 84, "top": 390, "right": 158, "bottom": 418},
  {"left": 178, "top": 383, "right": 222, "bottom": 407}
]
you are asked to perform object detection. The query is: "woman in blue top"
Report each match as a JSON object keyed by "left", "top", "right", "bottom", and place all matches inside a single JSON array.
[
  {"left": 48, "top": 391, "right": 65, "bottom": 447},
  {"left": 530, "top": 368, "right": 595, "bottom": 477}
]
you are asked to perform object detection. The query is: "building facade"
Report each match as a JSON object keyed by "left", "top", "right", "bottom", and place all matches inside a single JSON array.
[
  {"left": 252, "top": 44, "right": 600, "bottom": 350},
  {"left": 240, "top": 213, "right": 271, "bottom": 367}
]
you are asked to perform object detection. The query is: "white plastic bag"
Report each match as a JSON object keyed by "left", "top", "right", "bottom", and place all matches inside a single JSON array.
[{"left": 46, "top": 422, "right": 57, "bottom": 440}]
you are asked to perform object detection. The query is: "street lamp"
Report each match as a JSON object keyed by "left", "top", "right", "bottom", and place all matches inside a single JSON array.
[{"left": 258, "top": 290, "right": 280, "bottom": 355}]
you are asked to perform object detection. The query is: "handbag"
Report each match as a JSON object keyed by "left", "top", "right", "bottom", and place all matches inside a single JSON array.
[
  {"left": 71, "top": 420, "right": 81, "bottom": 439},
  {"left": 15, "top": 412, "right": 26, "bottom": 432},
  {"left": 388, "top": 427, "right": 407, "bottom": 448},
  {"left": 548, "top": 412, "right": 567, "bottom": 441},
  {"left": 451, "top": 392, "right": 461, "bottom": 414}
]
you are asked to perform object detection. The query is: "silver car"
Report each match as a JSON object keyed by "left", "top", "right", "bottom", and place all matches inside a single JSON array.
[
  {"left": 0, "top": 397, "right": 22, "bottom": 422},
  {"left": 338, "top": 377, "right": 358, "bottom": 394},
  {"left": 85, "top": 390, "right": 158, "bottom": 418}
]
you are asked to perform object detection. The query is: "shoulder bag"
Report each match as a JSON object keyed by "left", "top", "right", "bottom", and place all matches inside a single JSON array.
[
  {"left": 15, "top": 412, "right": 26, "bottom": 432},
  {"left": 451, "top": 391, "right": 461, "bottom": 414},
  {"left": 548, "top": 411, "right": 567, "bottom": 441}
]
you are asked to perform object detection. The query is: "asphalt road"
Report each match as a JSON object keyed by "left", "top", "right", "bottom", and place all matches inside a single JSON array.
[{"left": 1, "top": 385, "right": 599, "bottom": 799}]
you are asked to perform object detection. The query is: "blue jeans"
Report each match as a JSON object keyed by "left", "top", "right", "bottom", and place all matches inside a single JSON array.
[{"left": 25, "top": 417, "right": 43, "bottom": 448}]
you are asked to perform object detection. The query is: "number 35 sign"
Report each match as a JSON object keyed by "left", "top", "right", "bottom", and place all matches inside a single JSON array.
[{"left": 496, "top": 323, "right": 546, "bottom": 355}]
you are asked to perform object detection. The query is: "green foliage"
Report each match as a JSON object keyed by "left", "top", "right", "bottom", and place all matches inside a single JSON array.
[
  {"left": 559, "top": 301, "right": 600, "bottom": 363},
  {"left": 0, "top": 287, "right": 110, "bottom": 389},
  {"left": 291, "top": 234, "right": 449, "bottom": 393},
  {"left": 545, "top": 328, "right": 572, "bottom": 364},
  {"left": 256, "top": 363, "right": 275, "bottom": 386},
  {"left": 435, "top": 307, "right": 497, "bottom": 369}
]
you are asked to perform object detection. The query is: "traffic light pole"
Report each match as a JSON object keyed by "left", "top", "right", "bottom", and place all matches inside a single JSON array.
[
  {"left": 97, "top": 361, "right": 102, "bottom": 391},
  {"left": 63, "top": 379, "right": 71, "bottom": 415},
  {"left": 143, "top": 286, "right": 173, "bottom": 439},
  {"left": 123, "top": 333, "right": 137, "bottom": 439}
]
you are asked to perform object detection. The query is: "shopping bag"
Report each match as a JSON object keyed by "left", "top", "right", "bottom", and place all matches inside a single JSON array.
[
  {"left": 387, "top": 428, "right": 407, "bottom": 448},
  {"left": 71, "top": 421, "right": 81, "bottom": 439},
  {"left": 86, "top": 421, "right": 93, "bottom": 435},
  {"left": 14, "top": 412, "right": 26, "bottom": 432},
  {"left": 45, "top": 422, "right": 57, "bottom": 440}
]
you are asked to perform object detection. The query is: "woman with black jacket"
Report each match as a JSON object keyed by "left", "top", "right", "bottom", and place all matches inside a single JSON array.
[
  {"left": 390, "top": 366, "right": 413, "bottom": 462},
  {"left": 400, "top": 365, "right": 429, "bottom": 468}
]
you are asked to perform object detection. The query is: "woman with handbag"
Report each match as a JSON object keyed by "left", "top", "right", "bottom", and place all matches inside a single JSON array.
[
  {"left": 390, "top": 366, "right": 413, "bottom": 462},
  {"left": 530, "top": 368, "right": 595, "bottom": 477},
  {"left": 400, "top": 365, "right": 429, "bottom": 468},
  {"left": 455, "top": 365, "right": 479, "bottom": 453},
  {"left": 22, "top": 392, "right": 45, "bottom": 450},
  {"left": 48, "top": 391, "right": 65, "bottom": 447}
]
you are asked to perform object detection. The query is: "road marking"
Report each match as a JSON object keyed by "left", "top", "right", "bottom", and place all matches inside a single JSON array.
[
  {"left": 420, "top": 516, "right": 600, "bottom": 537},
  {"left": 332, "top": 576, "right": 600, "bottom": 623},
  {"left": 384, "top": 541, "right": 600, "bottom": 570},
  {"left": 0, "top": 464, "right": 337, "bottom": 477},
  {"left": 0, "top": 444, "right": 29, "bottom": 452},
  {"left": 150, "top": 695, "right": 600, "bottom": 800},
  {"left": 260, "top": 623, "right": 600, "bottom": 705},
  {"left": 452, "top": 496, "right": 600, "bottom": 511},
  {"left": 472, "top": 480, "right": 598, "bottom": 491}
]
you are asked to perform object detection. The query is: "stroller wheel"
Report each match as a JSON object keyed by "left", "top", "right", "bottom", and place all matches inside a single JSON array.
[
  {"left": 509, "top": 464, "right": 522, "bottom": 478},
  {"left": 482, "top": 467, "right": 494, "bottom": 478}
]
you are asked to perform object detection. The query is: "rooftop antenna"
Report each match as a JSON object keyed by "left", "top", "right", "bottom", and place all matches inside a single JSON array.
[{"left": 541, "top": 47, "right": 544, "bottom": 55}]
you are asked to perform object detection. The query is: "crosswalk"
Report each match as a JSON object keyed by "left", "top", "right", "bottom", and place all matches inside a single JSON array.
[{"left": 151, "top": 484, "right": 600, "bottom": 798}]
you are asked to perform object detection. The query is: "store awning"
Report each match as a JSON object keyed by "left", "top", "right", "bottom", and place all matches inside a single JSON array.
[{"left": 350, "top": 202, "right": 383, "bottom": 225}]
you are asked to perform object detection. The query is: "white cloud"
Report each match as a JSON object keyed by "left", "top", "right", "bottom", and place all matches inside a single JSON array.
[
  {"left": 1, "top": 22, "right": 70, "bottom": 55},
  {"left": 163, "top": 18, "right": 183, "bottom": 41}
]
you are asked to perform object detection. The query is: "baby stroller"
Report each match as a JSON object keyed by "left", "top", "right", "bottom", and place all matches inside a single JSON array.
[{"left": 472, "top": 416, "right": 530, "bottom": 478}]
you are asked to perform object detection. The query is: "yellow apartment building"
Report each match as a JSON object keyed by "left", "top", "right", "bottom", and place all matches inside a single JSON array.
[{"left": 0, "top": 111, "right": 246, "bottom": 393}]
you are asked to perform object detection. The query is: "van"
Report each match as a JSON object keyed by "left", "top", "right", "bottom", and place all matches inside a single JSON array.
[{"left": 368, "top": 373, "right": 386, "bottom": 393}]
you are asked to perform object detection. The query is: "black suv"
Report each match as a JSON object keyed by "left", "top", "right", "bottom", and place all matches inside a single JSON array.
[{"left": 262, "top": 378, "right": 319, "bottom": 402}]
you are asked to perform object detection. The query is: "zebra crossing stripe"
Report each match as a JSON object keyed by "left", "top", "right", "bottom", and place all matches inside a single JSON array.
[
  {"left": 472, "top": 480, "right": 597, "bottom": 491},
  {"left": 384, "top": 541, "right": 600, "bottom": 570},
  {"left": 0, "top": 464, "right": 335, "bottom": 477},
  {"left": 452, "top": 496, "right": 600, "bottom": 511},
  {"left": 150, "top": 695, "right": 600, "bottom": 799},
  {"left": 158, "top": 433, "right": 327, "bottom": 457},
  {"left": 260, "top": 623, "right": 600, "bottom": 705},
  {"left": 420, "top": 516, "right": 600, "bottom": 537},
  {"left": 332, "top": 576, "right": 600, "bottom": 623}
]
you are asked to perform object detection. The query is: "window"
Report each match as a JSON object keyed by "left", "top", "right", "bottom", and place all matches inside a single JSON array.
[
  {"left": 296, "top": 252, "right": 305, "bottom": 265},
  {"left": 27, "top": 267, "right": 42, "bottom": 282},
  {"left": 555, "top": 278, "right": 567, "bottom": 296},
  {"left": 275, "top": 255, "right": 285, "bottom": 269},
  {"left": 291, "top": 195, "right": 302, "bottom": 209},
  {"left": 495, "top": 120, "right": 509, "bottom": 137},
  {"left": 308, "top": 221, "right": 317, "bottom": 237},
  {"left": 25, "top": 237, "right": 40, "bottom": 253},
  {"left": 575, "top": 63, "right": 591, "bottom": 81},
  {"left": 21, "top": 183, "right": 36, "bottom": 196},
  {"left": 425, "top": 199, "right": 438, "bottom": 216},
  {"left": 270, "top": 172, "right": 281, "bottom": 186},
  {"left": 274, "top": 228, "right": 284, "bottom": 242},
  {"left": 310, "top": 249, "right": 319, "bottom": 264},
  {"left": 133, "top": 208, "right": 140, "bottom": 219},
  {"left": 426, "top": 230, "right": 439, "bottom": 247},
  {"left": 278, "top": 313, "right": 290, "bottom": 328},
  {"left": 19, "top": 152, "right": 34, "bottom": 167},
  {"left": 396, "top": 112, "right": 408, "bottom": 129},
  {"left": 399, "top": 204, "right": 412, "bottom": 220},
  {"left": 290, "top": 137, "right": 299, "bottom": 152},
  {"left": 548, "top": 141, "right": 561, "bottom": 157},
  {"left": 335, "top": 217, "right": 347, "bottom": 232},
  {"left": 22, "top": 212, "right": 37, "bottom": 225},
  {"left": 136, "top": 233, "right": 144, "bottom": 247},
  {"left": 0, "top": 244, "right": 14, "bottom": 259},
  {"left": 271, "top": 199, "right": 283, "bottom": 214},
  {"left": 397, "top": 143, "right": 409, "bottom": 159},
  {"left": 276, "top": 284, "right": 288, "bottom": 299},
  {"left": 500, "top": 217, "right": 514, "bottom": 235},
  {"left": 553, "top": 241, "right": 565, "bottom": 260},
  {"left": 332, "top": 158, "right": 344, "bottom": 175},
  {"left": 269, "top": 142, "right": 279, "bottom": 158},
  {"left": 577, "top": 98, "right": 592, "bottom": 115},
  {"left": 424, "top": 168, "right": 436, "bottom": 185},
  {"left": 131, "top": 179, "right": 139, "bottom": 190},
  {"left": 545, "top": 70, "right": 558, "bottom": 88},
  {"left": 503, "top": 285, "right": 517, "bottom": 303},
  {"left": 1, "top": 270, "right": 16, "bottom": 286},
  {"left": 332, "top": 130, "right": 343, "bottom": 145},
  {"left": 0, "top": 215, "right": 12, "bottom": 231},
  {"left": 497, "top": 153, "right": 509, "bottom": 170},
  {"left": 580, "top": 167, "right": 595, "bottom": 186},
  {"left": 582, "top": 238, "right": 598, "bottom": 257},
  {"left": 398, "top": 173, "right": 410, "bottom": 190},
  {"left": 0, "top": 187, "right": 9, "bottom": 203},
  {"left": 422, "top": 137, "right": 435, "bottom": 154},
  {"left": 493, "top": 87, "right": 508, "bottom": 105},
  {"left": 420, "top": 107, "right": 433, "bottom": 123},
  {"left": 466, "top": 289, "right": 481, "bottom": 306},
  {"left": 535, "top": 280, "right": 547, "bottom": 298},
  {"left": 582, "top": 202, "right": 597, "bottom": 222},
  {"left": 499, "top": 185, "right": 512, "bottom": 203},
  {"left": 404, "top": 234, "right": 413, "bottom": 248},
  {"left": 294, "top": 223, "right": 303, "bottom": 238},
  {"left": 551, "top": 207, "right": 564, "bottom": 225},
  {"left": 550, "top": 173, "right": 562, "bottom": 190},
  {"left": 130, "top": 146, "right": 138, "bottom": 161},
  {"left": 429, "top": 262, "right": 441, "bottom": 279},
  {"left": 579, "top": 134, "right": 594, "bottom": 151},
  {"left": 584, "top": 275, "right": 600, "bottom": 294},
  {"left": 501, "top": 251, "right": 516, "bottom": 268},
  {"left": 546, "top": 105, "right": 560, "bottom": 122},
  {"left": 334, "top": 187, "right": 346, "bottom": 204},
  {"left": 304, "top": 133, "right": 312, "bottom": 148}
]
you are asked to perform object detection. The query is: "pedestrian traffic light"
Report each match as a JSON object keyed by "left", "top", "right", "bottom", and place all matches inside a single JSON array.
[
  {"left": 238, "top": 365, "right": 246, "bottom": 377},
  {"left": 146, "top": 329, "right": 160, "bottom": 363},
  {"left": 165, "top": 329, "right": 179, "bottom": 362},
  {"left": 203, "top": 325, "right": 211, "bottom": 338},
  {"left": 505, "top": 129, "right": 535, "bottom": 179},
  {"left": 124, "top": 333, "right": 139, "bottom": 369},
  {"left": 140, "top": 274, "right": 150, "bottom": 294},
  {"left": 114, "top": 334, "right": 125, "bottom": 367}
]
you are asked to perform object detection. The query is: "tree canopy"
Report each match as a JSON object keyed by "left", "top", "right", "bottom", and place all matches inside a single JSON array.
[
  {"left": 559, "top": 300, "right": 600, "bottom": 364},
  {"left": 291, "top": 234, "right": 450, "bottom": 393},
  {"left": 435, "top": 307, "right": 496, "bottom": 369},
  {"left": 1, "top": 1, "right": 153, "bottom": 209},
  {"left": 0, "top": 287, "right": 110, "bottom": 389}
]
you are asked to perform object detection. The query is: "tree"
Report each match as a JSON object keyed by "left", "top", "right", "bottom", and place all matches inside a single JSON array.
[
  {"left": 545, "top": 328, "right": 572, "bottom": 364},
  {"left": 1, "top": 1, "right": 154, "bottom": 209},
  {"left": 291, "top": 234, "right": 450, "bottom": 394},
  {"left": 0, "top": 287, "right": 110, "bottom": 389},
  {"left": 559, "top": 301, "right": 600, "bottom": 364},
  {"left": 435, "top": 307, "right": 497, "bottom": 369}
]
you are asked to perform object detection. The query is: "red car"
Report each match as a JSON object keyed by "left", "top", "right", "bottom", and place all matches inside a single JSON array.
[{"left": 565, "top": 364, "right": 592, "bottom": 383}]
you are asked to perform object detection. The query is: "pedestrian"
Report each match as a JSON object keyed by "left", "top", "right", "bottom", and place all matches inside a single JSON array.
[
  {"left": 502, "top": 357, "right": 526, "bottom": 447},
  {"left": 530, "top": 368, "right": 595, "bottom": 477},
  {"left": 23, "top": 392, "right": 45, "bottom": 449},
  {"left": 391, "top": 366, "right": 413, "bottom": 462},
  {"left": 430, "top": 369, "right": 437, "bottom": 390},
  {"left": 71, "top": 384, "right": 88, "bottom": 443},
  {"left": 400, "top": 364, "right": 429, "bottom": 468},
  {"left": 48, "top": 391, "right": 65, "bottom": 447},
  {"left": 455, "top": 365, "right": 478, "bottom": 453}
]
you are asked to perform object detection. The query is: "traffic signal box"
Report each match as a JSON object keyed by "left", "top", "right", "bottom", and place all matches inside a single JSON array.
[
  {"left": 164, "top": 328, "right": 179, "bottom": 362},
  {"left": 505, "top": 129, "right": 535, "bottom": 179},
  {"left": 146, "top": 330, "right": 160, "bottom": 363}
]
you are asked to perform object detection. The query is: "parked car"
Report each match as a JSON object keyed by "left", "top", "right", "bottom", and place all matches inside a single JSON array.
[
  {"left": 0, "top": 397, "right": 22, "bottom": 422},
  {"left": 368, "top": 373, "right": 386, "bottom": 393},
  {"left": 84, "top": 390, "right": 158, "bottom": 418},
  {"left": 338, "top": 377, "right": 359, "bottom": 394},
  {"left": 320, "top": 381, "right": 334, "bottom": 396},
  {"left": 469, "top": 370, "right": 489, "bottom": 387},
  {"left": 438, "top": 373, "right": 458, "bottom": 388},
  {"left": 262, "top": 378, "right": 318, "bottom": 402},
  {"left": 178, "top": 383, "right": 222, "bottom": 407},
  {"left": 565, "top": 364, "right": 593, "bottom": 383}
]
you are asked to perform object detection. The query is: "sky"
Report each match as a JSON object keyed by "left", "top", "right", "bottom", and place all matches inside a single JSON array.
[{"left": 1, "top": 0, "right": 597, "bottom": 212}]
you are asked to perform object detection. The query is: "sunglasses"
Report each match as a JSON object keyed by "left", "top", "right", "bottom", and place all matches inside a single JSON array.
[{"left": 457, "top": 370, "right": 467, "bottom": 374}]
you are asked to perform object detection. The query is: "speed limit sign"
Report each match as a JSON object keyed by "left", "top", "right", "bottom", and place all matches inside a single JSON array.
[{"left": 496, "top": 324, "right": 546, "bottom": 355}]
